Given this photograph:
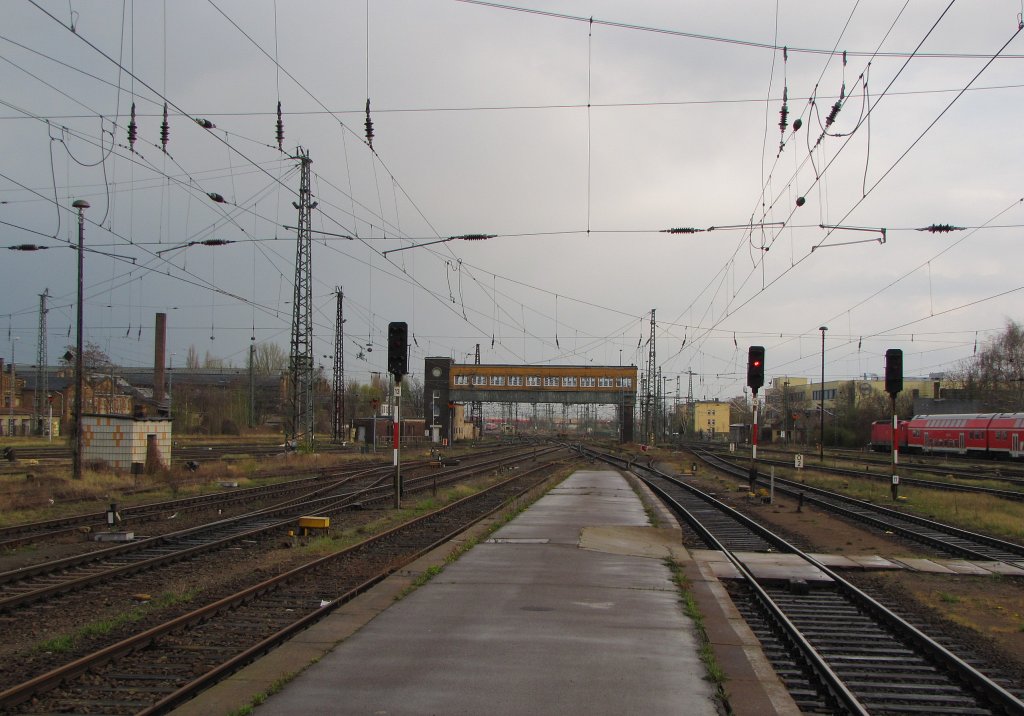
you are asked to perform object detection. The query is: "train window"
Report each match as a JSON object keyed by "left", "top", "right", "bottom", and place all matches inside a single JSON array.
[{"left": 527, "top": 376, "right": 540, "bottom": 386}]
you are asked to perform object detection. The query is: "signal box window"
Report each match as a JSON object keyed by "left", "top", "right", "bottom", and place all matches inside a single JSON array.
[
  {"left": 491, "top": 376, "right": 504, "bottom": 386},
  {"left": 580, "top": 377, "right": 595, "bottom": 387},
  {"left": 509, "top": 376, "right": 523, "bottom": 386},
  {"left": 472, "top": 376, "right": 486, "bottom": 386},
  {"left": 527, "top": 376, "right": 540, "bottom": 386},
  {"left": 562, "top": 377, "right": 577, "bottom": 387}
]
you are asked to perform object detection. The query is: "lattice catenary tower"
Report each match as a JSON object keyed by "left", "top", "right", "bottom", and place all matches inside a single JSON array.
[
  {"left": 331, "top": 287, "right": 345, "bottom": 442},
  {"left": 288, "top": 148, "right": 316, "bottom": 447},
  {"left": 34, "top": 289, "right": 48, "bottom": 435},
  {"left": 644, "top": 309, "right": 656, "bottom": 444}
]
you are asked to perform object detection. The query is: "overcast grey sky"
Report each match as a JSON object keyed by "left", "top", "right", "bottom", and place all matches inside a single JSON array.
[{"left": 2, "top": 1, "right": 1023, "bottom": 401}]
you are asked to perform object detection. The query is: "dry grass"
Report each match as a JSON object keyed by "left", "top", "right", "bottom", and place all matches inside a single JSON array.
[{"left": 786, "top": 470, "right": 1024, "bottom": 542}]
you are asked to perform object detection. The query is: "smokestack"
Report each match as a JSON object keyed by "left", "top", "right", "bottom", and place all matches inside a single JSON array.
[{"left": 153, "top": 313, "right": 166, "bottom": 405}]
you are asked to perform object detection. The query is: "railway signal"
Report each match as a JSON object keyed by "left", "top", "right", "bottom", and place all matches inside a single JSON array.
[
  {"left": 746, "top": 346, "right": 765, "bottom": 494},
  {"left": 885, "top": 348, "right": 903, "bottom": 501},
  {"left": 387, "top": 321, "right": 409, "bottom": 509},
  {"left": 387, "top": 322, "right": 408, "bottom": 379},
  {"left": 885, "top": 349, "right": 903, "bottom": 398},
  {"left": 746, "top": 346, "right": 765, "bottom": 391}
]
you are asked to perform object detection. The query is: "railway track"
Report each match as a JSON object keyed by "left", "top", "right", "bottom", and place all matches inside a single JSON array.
[
  {"left": 0, "top": 444, "right": 524, "bottom": 550},
  {"left": 0, "top": 447, "right": 552, "bottom": 615},
  {"left": 696, "top": 450, "right": 1024, "bottom": 564},
  {"left": 695, "top": 444, "right": 1024, "bottom": 499},
  {"left": 585, "top": 446, "right": 1024, "bottom": 715},
  {"left": 682, "top": 441, "right": 1024, "bottom": 485},
  {"left": 0, "top": 462, "right": 384, "bottom": 551},
  {"left": 0, "top": 452, "right": 569, "bottom": 715}
]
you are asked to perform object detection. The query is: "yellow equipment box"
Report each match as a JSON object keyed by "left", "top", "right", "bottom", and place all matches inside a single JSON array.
[{"left": 298, "top": 516, "right": 330, "bottom": 530}]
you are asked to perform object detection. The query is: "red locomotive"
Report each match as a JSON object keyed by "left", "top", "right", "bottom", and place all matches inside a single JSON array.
[{"left": 870, "top": 412, "right": 1024, "bottom": 458}]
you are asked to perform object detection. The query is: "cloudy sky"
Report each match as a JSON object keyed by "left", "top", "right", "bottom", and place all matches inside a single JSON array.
[{"left": 2, "top": 1, "right": 1023, "bottom": 401}]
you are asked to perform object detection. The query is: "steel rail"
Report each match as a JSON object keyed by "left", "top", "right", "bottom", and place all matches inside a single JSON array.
[
  {"left": 0, "top": 447, "right": 557, "bottom": 613},
  {"left": 698, "top": 450, "right": 1024, "bottom": 563},
  {"left": 0, "top": 454, "right": 565, "bottom": 713},
  {"left": 594, "top": 448, "right": 1024, "bottom": 715},
  {"left": 703, "top": 448, "right": 1024, "bottom": 501}
]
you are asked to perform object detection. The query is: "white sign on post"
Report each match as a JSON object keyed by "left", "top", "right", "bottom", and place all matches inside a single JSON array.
[{"left": 794, "top": 454, "right": 804, "bottom": 469}]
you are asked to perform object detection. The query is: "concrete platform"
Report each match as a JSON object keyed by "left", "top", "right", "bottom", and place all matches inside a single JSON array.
[{"left": 248, "top": 469, "right": 720, "bottom": 716}]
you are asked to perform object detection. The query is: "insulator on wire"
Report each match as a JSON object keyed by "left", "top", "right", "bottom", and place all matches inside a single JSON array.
[
  {"left": 364, "top": 98, "right": 374, "bottom": 149},
  {"left": 825, "top": 101, "right": 841, "bottom": 128},
  {"left": 160, "top": 103, "right": 169, "bottom": 152},
  {"left": 276, "top": 101, "right": 284, "bottom": 152},
  {"left": 128, "top": 102, "right": 138, "bottom": 152},
  {"left": 779, "top": 88, "right": 789, "bottom": 134},
  {"left": 660, "top": 227, "right": 704, "bottom": 234},
  {"left": 918, "top": 224, "right": 965, "bottom": 233},
  {"left": 452, "top": 234, "right": 495, "bottom": 241},
  {"left": 194, "top": 118, "right": 216, "bottom": 129},
  {"left": 207, "top": 192, "right": 226, "bottom": 204}
]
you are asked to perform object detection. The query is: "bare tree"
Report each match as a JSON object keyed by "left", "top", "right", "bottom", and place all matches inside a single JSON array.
[
  {"left": 251, "top": 342, "right": 288, "bottom": 374},
  {"left": 950, "top": 320, "right": 1024, "bottom": 411},
  {"left": 60, "top": 341, "right": 113, "bottom": 370}
]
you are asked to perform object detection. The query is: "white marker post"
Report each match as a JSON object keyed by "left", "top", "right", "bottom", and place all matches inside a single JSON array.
[{"left": 393, "top": 383, "right": 402, "bottom": 508}]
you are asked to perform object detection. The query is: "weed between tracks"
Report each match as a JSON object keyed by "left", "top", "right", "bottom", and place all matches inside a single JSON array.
[
  {"left": 668, "top": 560, "right": 731, "bottom": 713},
  {"left": 34, "top": 588, "right": 198, "bottom": 654}
]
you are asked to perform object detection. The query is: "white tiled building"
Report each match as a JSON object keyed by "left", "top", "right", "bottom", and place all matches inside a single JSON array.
[{"left": 81, "top": 414, "right": 173, "bottom": 471}]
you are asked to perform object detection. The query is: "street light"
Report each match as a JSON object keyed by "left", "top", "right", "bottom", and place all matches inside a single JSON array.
[
  {"left": 819, "top": 326, "right": 828, "bottom": 462},
  {"left": 8, "top": 336, "right": 19, "bottom": 436},
  {"left": 72, "top": 199, "right": 89, "bottom": 480}
]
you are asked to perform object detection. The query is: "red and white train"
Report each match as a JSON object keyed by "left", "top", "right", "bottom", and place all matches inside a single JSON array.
[{"left": 870, "top": 413, "right": 1024, "bottom": 458}]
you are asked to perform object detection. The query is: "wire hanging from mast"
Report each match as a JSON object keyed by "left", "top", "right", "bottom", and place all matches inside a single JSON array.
[
  {"left": 778, "top": 47, "right": 788, "bottom": 154},
  {"left": 273, "top": 1, "right": 284, "bottom": 152}
]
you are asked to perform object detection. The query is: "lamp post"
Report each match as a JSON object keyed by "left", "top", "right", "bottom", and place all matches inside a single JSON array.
[
  {"left": 72, "top": 199, "right": 89, "bottom": 480},
  {"left": 168, "top": 352, "right": 175, "bottom": 412},
  {"left": 819, "top": 326, "right": 828, "bottom": 463},
  {"left": 783, "top": 381, "right": 789, "bottom": 445},
  {"left": 8, "top": 336, "right": 19, "bottom": 436}
]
